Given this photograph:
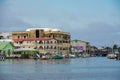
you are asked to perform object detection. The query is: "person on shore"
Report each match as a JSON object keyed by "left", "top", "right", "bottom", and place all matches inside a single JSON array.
[{"left": 0, "top": 53, "right": 5, "bottom": 61}]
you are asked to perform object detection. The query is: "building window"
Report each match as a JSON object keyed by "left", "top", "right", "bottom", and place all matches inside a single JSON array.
[
  {"left": 54, "top": 41, "right": 57, "bottom": 44},
  {"left": 47, "top": 46, "right": 49, "bottom": 49},
  {"left": 68, "top": 40, "right": 70, "bottom": 43},
  {"left": 49, "top": 35, "right": 51, "bottom": 38},
  {"left": 36, "top": 30, "right": 39, "bottom": 38},
  {"left": 24, "top": 36, "right": 26, "bottom": 39},
  {"left": 44, "top": 46, "right": 46, "bottom": 49},
  {"left": 18, "top": 36, "right": 20, "bottom": 39},
  {"left": 53, "top": 35, "right": 55, "bottom": 38},
  {"left": 20, "top": 42, "right": 23, "bottom": 44},
  {"left": 60, "top": 47, "right": 62, "bottom": 50},
  {"left": 51, "top": 41, "right": 53, "bottom": 44},
  {"left": 0, "top": 36, "right": 4, "bottom": 39},
  {"left": 63, "top": 48, "right": 65, "bottom": 50},
  {"left": 39, "top": 46, "right": 43, "bottom": 49},
  {"left": 47, "top": 41, "right": 49, "bottom": 44},
  {"left": 54, "top": 46, "right": 57, "bottom": 49},
  {"left": 35, "top": 41, "right": 37, "bottom": 43},
  {"left": 51, "top": 46, "right": 53, "bottom": 49},
  {"left": 60, "top": 41, "right": 62, "bottom": 43},
  {"left": 39, "top": 41, "right": 43, "bottom": 44}
]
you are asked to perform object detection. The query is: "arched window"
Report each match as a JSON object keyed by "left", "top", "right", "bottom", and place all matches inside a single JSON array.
[
  {"left": 18, "top": 36, "right": 20, "bottom": 39},
  {"left": 47, "top": 46, "right": 49, "bottom": 49},
  {"left": 47, "top": 41, "right": 49, "bottom": 44},
  {"left": 54, "top": 41, "right": 56, "bottom": 44},
  {"left": 39, "top": 41, "right": 43, "bottom": 44},
  {"left": 54, "top": 46, "right": 57, "bottom": 49},
  {"left": 51, "top": 46, "right": 53, "bottom": 49},
  {"left": 51, "top": 41, "right": 53, "bottom": 44},
  {"left": 39, "top": 46, "right": 43, "bottom": 49},
  {"left": 60, "top": 47, "right": 62, "bottom": 50},
  {"left": 24, "top": 36, "right": 26, "bottom": 39}
]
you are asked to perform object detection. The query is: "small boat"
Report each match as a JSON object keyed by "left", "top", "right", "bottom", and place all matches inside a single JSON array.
[
  {"left": 69, "top": 54, "right": 76, "bottom": 58},
  {"left": 82, "top": 53, "right": 90, "bottom": 58},
  {"left": 107, "top": 53, "right": 116, "bottom": 59},
  {"left": 29, "top": 54, "right": 40, "bottom": 59},
  {"left": 52, "top": 54, "right": 63, "bottom": 59},
  {"left": 41, "top": 56, "right": 48, "bottom": 60}
]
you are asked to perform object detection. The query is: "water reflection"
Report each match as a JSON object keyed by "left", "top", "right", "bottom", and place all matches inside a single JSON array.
[
  {"left": 0, "top": 57, "right": 120, "bottom": 80},
  {"left": 2, "top": 59, "right": 71, "bottom": 64}
]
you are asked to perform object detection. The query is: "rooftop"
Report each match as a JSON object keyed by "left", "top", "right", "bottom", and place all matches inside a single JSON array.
[
  {"left": 72, "top": 39, "right": 89, "bottom": 43},
  {"left": 26, "top": 28, "right": 62, "bottom": 32}
]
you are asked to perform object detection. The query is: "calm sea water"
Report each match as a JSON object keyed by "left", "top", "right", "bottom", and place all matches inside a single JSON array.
[{"left": 0, "top": 57, "right": 120, "bottom": 80}]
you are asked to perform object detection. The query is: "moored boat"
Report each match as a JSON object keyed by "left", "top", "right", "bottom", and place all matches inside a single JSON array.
[
  {"left": 107, "top": 53, "right": 116, "bottom": 59},
  {"left": 69, "top": 54, "right": 76, "bottom": 58},
  {"left": 81, "top": 53, "right": 90, "bottom": 58},
  {"left": 41, "top": 56, "right": 49, "bottom": 60},
  {"left": 52, "top": 54, "right": 63, "bottom": 59}
]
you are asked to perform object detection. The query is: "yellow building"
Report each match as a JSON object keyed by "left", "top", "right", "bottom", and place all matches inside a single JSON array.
[{"left": 12, "top": 28, "right": 71, "bottom": 55}]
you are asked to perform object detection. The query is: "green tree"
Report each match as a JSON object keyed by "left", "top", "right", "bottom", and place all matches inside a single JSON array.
[
  {"left": 105, "top": 47, "right": 112, "bottom": 53},
  {"left": 113, "top": 44, "right": 118, "bottom": 53},
  {"left": 118, "top": 47, "right": 120, "bottom": 53}
]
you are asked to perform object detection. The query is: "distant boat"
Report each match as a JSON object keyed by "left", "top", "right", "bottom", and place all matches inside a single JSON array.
[
  {"left": 69, "top": 54, "right": 76, "bottom": 58},
  {"left": 52, "top": 54, "right": 63, "bottom": 59},
  {"left": 41, "top": 55, "right": 49, "bottom": 60},
  {"left": 107, "top": 53, "right": 116, "bottom": 59},
  {"left": 81, "top": 53, "right": 90, "bottom": 58},
  {"left": 29, "top": 53, "right": 40, "bottom": 59}
]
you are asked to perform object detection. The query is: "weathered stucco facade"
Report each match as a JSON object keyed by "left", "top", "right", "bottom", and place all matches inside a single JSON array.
[{"left": 12, "top": 28, "right": 71, "bottom": 55}]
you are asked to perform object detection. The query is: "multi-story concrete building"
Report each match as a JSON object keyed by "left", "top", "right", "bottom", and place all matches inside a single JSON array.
[
  {"left": 71, "top": 40, "right": 90, "bottom": 54},
  {"left": 12, "top": 28, "right": 71, "bottom": 55}
]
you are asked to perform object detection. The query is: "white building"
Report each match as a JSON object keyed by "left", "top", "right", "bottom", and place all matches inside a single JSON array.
[
  {"left": 0, "top": 32, "right": 13, "bottom": 42},
  {"left": 13, "top": 37, "right": 59, "bottom": 54},
  {"left": 71, "top": 40, "right": 90, "bottom": 53},
  {"left": 0, "top": 32, "right": 12, "bottom": 39}
]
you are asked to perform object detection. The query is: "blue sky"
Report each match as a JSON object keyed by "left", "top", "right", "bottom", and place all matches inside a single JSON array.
[{"left": 0, "top": 0, "right": 120, "bottom": 47}]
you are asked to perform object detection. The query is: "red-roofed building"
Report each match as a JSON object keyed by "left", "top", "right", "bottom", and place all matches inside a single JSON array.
[
  {"left": 13, "top": 38, "right": 58, "bottom": 54},
  {"left": 12, "top": 28, "right": 71, "bottom": 55}
]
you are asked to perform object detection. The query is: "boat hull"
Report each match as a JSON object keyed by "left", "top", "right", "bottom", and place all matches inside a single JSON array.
[{"left": 52, "top": 55, "right": 63, "bottom": 59}]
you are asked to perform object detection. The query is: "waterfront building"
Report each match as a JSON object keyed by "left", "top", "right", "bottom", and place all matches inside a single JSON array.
[
  {"left": 0, "top": 32, "right": 13, "bottom": 42},
  {"left": 90, "top": 46, "right": 98, "bottom": 56},
  {"left": 91, "top": 46, "right": 98, "bottom": 53},
  {"left": 0, "top": 41, "right": 15, "bottom": 57},
  {"left": 0, "top": 32, "right": 12, "bottom": 39},
  {"left": 71, "top": 40, "right": 90, "bottom": 54},
  {"left": 13, "top": 38, "right": 57, "bottom": 54},
  {"left": 12, "top": 28, "right": 71, "bottom": 55}
]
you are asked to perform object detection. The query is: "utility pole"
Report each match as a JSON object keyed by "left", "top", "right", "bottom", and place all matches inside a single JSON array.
[{"left": 112, "top": 41, "right": 114, "bottom": 54}]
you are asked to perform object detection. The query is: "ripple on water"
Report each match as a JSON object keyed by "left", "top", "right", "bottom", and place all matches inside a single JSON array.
[{"left": 0, "top": 57, "right": 120, "bottom": 80}]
